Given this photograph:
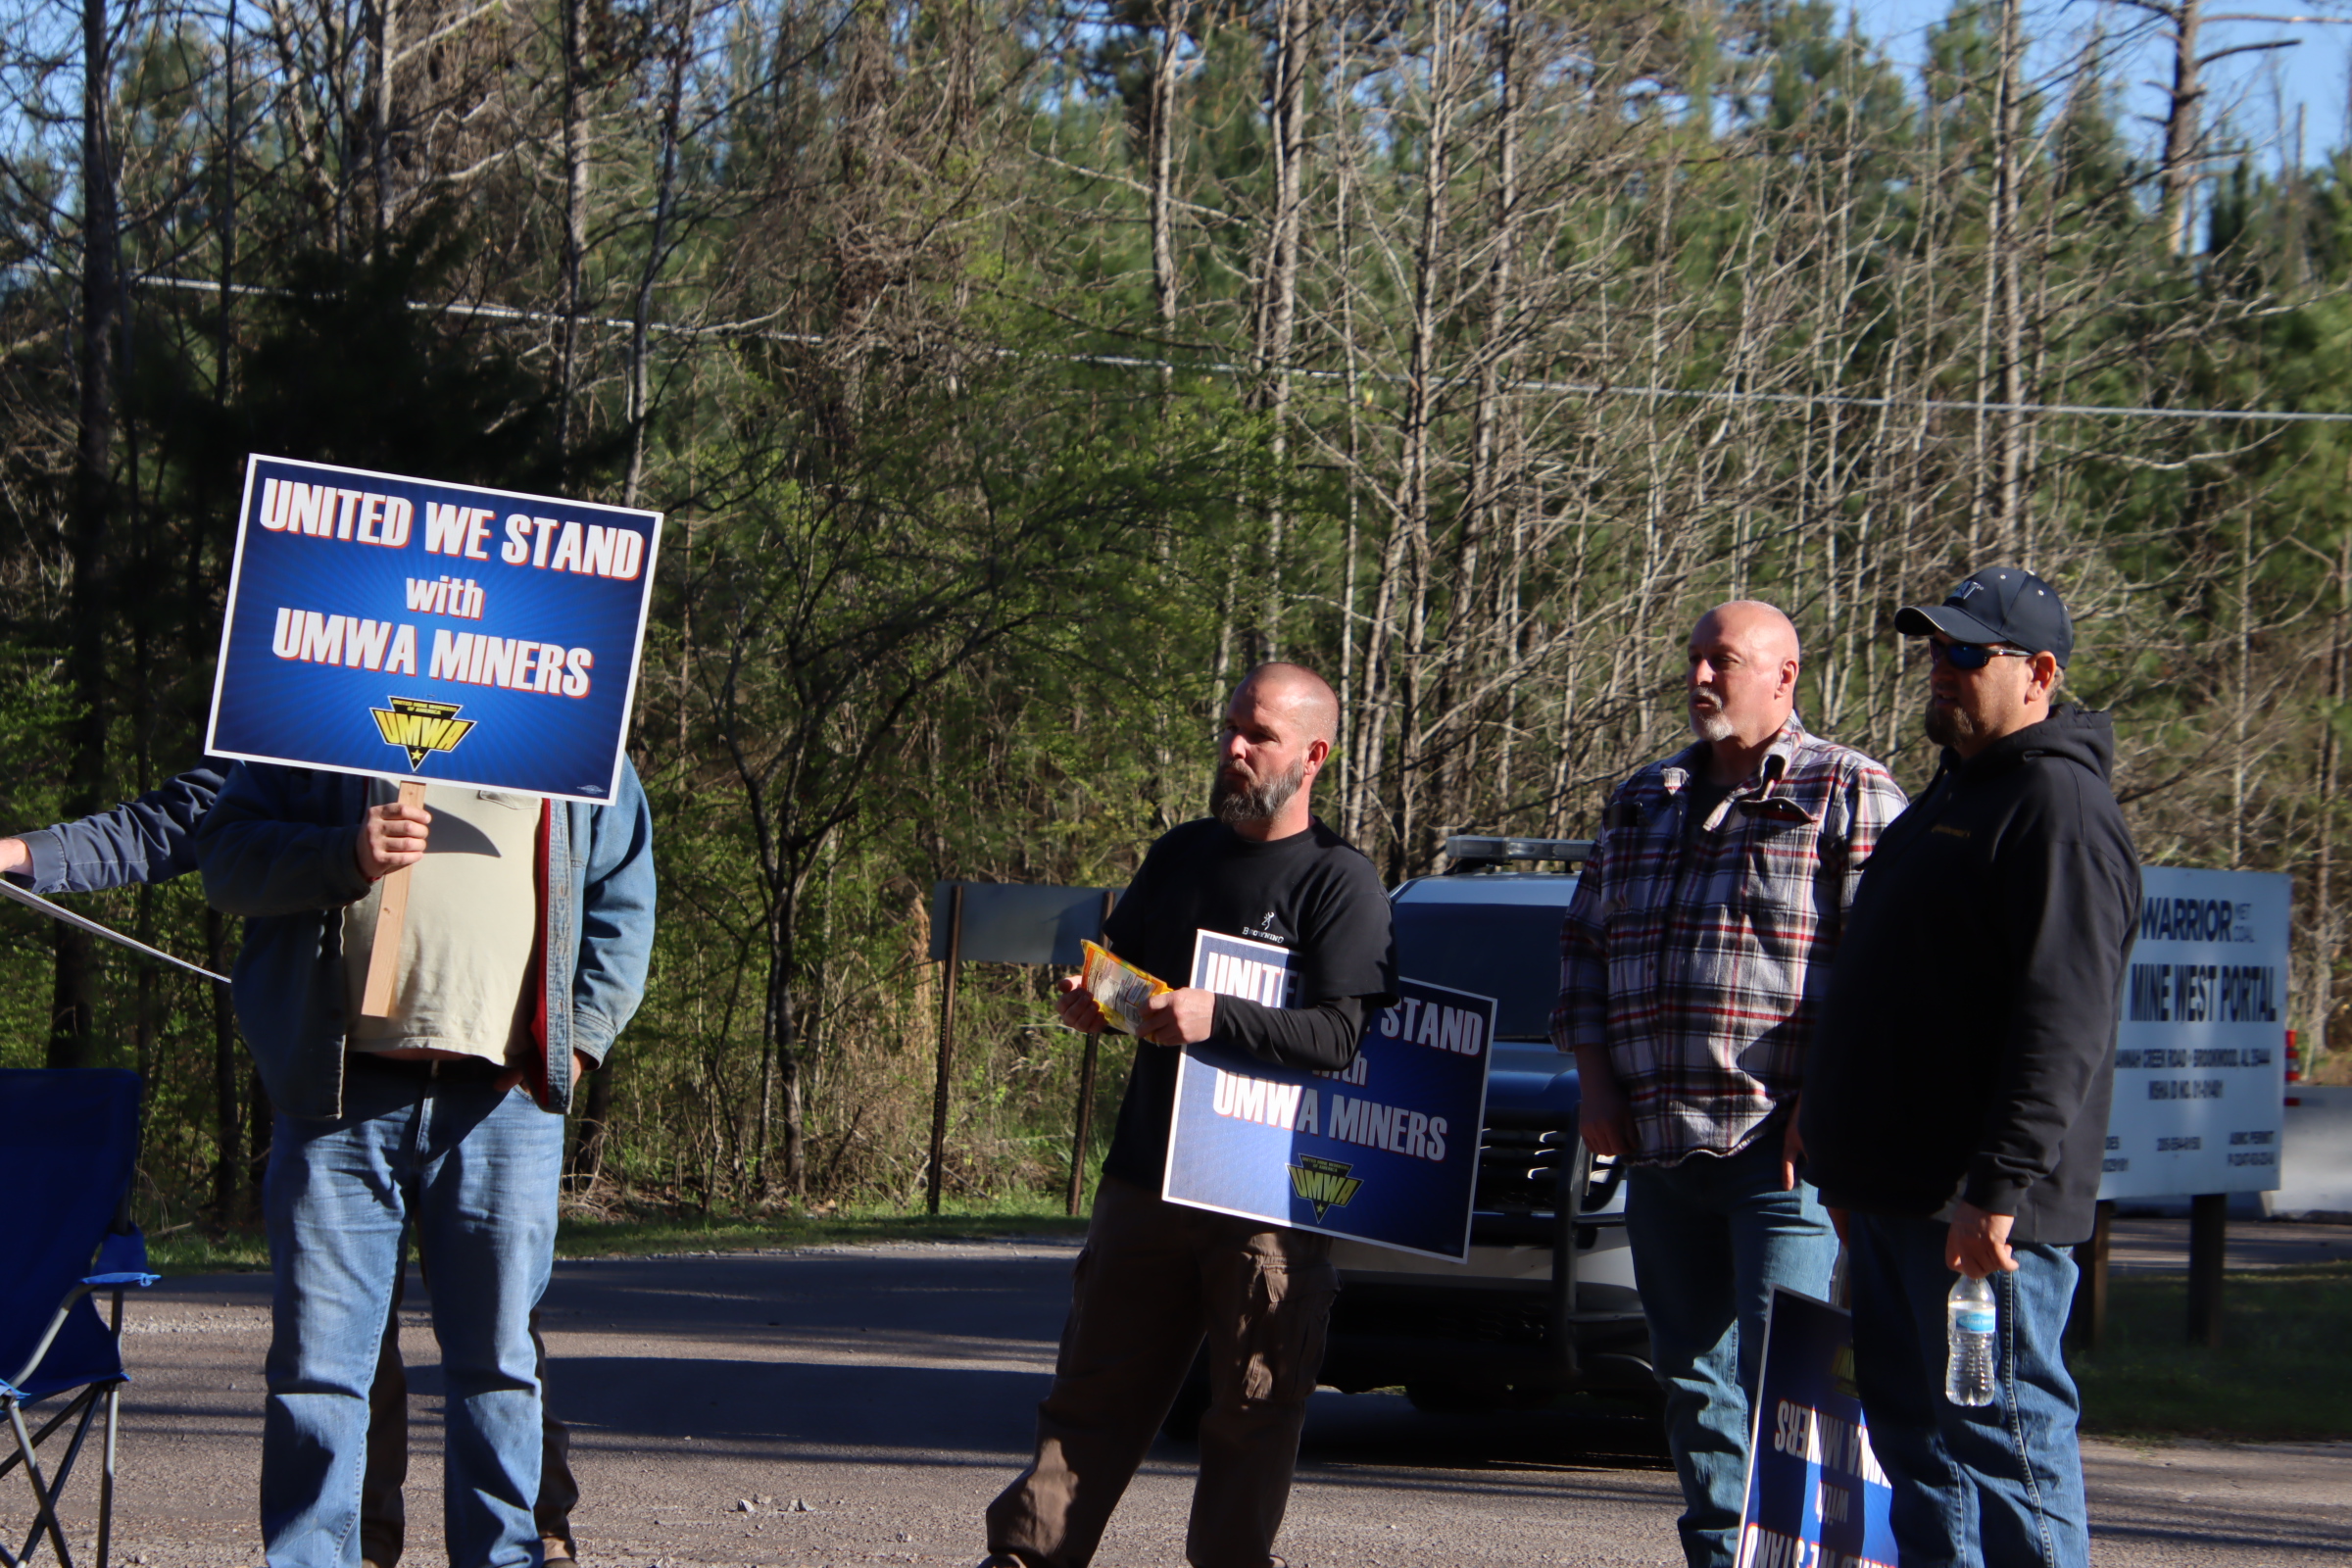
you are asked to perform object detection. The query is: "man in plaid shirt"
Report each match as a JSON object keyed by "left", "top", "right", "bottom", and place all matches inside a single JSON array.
[{"left": 1552, "top": 602, "right": 1907, "bottom": 1568}]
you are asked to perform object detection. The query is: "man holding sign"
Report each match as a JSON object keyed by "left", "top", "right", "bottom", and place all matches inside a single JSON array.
[
  {"left": 198, "top": 760, "right": 653, "bottom": 1568},
  {"left": 980, "top": 663, "right": 1395, "bottom": 1568}
]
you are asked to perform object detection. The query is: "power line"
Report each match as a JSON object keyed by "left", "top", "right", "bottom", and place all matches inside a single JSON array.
[{"left": 39, "top": 264, "right": 2352, "bottom": 427}]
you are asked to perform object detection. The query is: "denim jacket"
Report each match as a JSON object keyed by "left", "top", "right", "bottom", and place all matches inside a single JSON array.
[
  {"left": 9, "top": 764, "right": 227, "bottom": 894},
  {"left": 196, "top": 760, "right": 656, "bottom": 1120}
]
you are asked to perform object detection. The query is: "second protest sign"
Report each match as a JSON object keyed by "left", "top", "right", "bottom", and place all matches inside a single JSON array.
[{"left": 1163, "top": 930, "right": 1494, "bottom": 1261}]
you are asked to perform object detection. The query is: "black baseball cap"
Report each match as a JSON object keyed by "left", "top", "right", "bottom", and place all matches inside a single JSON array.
[{"left": 1894, "top": 567, "right": 2074, "bottom": 667}]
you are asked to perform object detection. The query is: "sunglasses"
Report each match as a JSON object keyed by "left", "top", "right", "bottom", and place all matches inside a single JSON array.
[{"left": 1929, "top": 640, "right": 2035, "bottom": 671}]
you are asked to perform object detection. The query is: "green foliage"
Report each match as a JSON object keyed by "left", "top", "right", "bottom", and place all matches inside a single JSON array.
[
  {"left": 10, "top": 0, "right": 2352, "bottom": 1219},
  {"left": 2078, "top": 1262, "right": 2352, "bottom": 1442}
]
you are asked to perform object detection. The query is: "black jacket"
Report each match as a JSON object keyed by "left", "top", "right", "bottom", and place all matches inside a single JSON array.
[{"left": 1800, "top": 708, "right": 2140, "bottom": 1246}]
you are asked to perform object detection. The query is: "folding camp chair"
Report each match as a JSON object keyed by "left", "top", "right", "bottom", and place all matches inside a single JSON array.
[{"left": 0, "top": 1071, "right": 157, "bottom": 1568}]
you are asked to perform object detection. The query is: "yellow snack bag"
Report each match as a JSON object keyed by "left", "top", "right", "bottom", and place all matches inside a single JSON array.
[{"left": 1077, "top": 940, "right": 1173, "bottom": 1035}]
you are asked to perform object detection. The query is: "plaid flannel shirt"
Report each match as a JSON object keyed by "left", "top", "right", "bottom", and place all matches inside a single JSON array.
[{"left": 1551, "top": 716, "right": 1907, "bottom": 1165}]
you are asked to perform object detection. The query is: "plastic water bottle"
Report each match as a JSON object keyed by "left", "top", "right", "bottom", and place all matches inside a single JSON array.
[{"left": 1945, "top": 1274, "right": 1997, "bottom": 1407}]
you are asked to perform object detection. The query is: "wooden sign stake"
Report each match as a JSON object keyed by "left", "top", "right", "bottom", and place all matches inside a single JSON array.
[
  {"left": 926, "top": 883, "right": 965, "bottom": 1216},
  {"left": 359, "top": 780, "right": 427, "bottom": 1018}
]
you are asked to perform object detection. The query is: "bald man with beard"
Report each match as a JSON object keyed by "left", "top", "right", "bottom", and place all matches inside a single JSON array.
[
  {"left": 978, "top": 663, "right": 1396, "bottom": 1568},
  {"left": 1552, "top": 604, "right": 1909, "bottom": 1568}
]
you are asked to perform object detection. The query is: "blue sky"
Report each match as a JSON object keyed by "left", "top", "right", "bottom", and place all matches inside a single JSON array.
[{"left": 1857, "top": 0, "right": 2352, "bottom": 171}]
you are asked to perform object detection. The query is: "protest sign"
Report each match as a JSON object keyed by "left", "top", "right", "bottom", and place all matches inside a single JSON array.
[
  {"left": 205, "top": 455, "right": 662, "bottom": 805},
  {"left": 1163, "top": 930, "right": 1494, "bottom": 1261},
  {"left": 2101, "top": 865, "right": 2291, "bottom": 1200},
  {"left": 1736, "top": 1287, "right": 1897, "bottom": 1568}
]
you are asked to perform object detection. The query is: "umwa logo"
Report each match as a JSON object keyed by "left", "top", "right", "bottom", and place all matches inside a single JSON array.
[
  {"left": 371, "top": 697, "right": 476, "bottom": 769},
  {"left": 1288, "top": 1155, "right": 1363, "bottom": 1221}
]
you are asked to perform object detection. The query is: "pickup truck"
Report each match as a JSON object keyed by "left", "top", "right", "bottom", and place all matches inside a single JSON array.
[
  {"left": 1162, "top": 835, "right": 1653, "bottom": 1434},
  {"left": 1315, "top": 836, "right": 1652, "bottom": 1411}
]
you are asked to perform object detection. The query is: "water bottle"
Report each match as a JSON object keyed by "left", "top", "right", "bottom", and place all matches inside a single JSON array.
[{"left": 1945, "top": 1273, "right": 1997, "bottom": 1407}]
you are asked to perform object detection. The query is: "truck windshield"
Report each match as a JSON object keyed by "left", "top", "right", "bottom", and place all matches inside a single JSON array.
[{"left": 1391, "top": 899, "right": 1570, "bottom": 1042}]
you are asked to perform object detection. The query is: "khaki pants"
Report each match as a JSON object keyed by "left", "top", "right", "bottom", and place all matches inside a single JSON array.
[{"left": 985, "top": 1176, "right": 1338, "bottom": 1568}]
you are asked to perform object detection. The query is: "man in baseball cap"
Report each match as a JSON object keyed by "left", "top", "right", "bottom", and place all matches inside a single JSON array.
[
  {"left": 1802, "top": 566, "right": 2138, "bottom": 1568},
  {"left": 1893, "top": 565, "right": 2075, "bottom": 665}
]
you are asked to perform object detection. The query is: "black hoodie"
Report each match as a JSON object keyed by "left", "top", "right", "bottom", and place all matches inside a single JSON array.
[{"left": 1800, "top": 707, "right": 2141, "bottom": 1246}]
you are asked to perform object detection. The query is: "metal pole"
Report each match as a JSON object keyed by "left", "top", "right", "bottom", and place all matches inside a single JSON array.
[
  {"left": 1067, "top": 1033, "right": 1099, "bottom": 1218},
  {"left": 2068, "top": 1199, "right": 2113, "bottom": 1354},
  {"left": 98, "top": 1286, "right": 122, "bottom": 1568},
  {"left": 2187, "top": 1192, "right": 2227, "bottom": 1347},
  {"left": 926, "top": 885, "right": 963, "bottom": 1216},
  {"left": 1550, "top": 1134, "right": 1590, "bottom": 1382},
  {"left": 1065, "top": 889, "right": 1115, "bottom": 1217}
]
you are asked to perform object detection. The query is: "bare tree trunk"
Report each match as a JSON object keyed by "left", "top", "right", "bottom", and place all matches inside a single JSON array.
[
  {"left": 1334, "top": 21, "right": 1364, "bottom": 835},
  {"left": 626, "top": 0, "right": 696, "bottom": 507},
  {"left": 2316, "top": 531, "right": 2350, "bottom": 1059},
  {"left": 211, "top": 910, "right": 243, "bottom": 1216},
  {"left": 1150, "top": 0, "right": 1188, "bottom": 361},
  {"left": 1431, "top": 0, "right": 1521, "bottom": 839},
  {"left": 368, "top": 0, "right": 397, "bottom": 238},
  {"left": 2161, "top": 0, "right": 2203, "bottom": 257},
  {"left": 211, "top": 16, "right": 242, "bottom": 1213},
  {"left": 55, "top": 0, "right": 121, "bottom": 1071},
  {"left": 1253, "top": 0, "right": 1311, "bottom": 657},
  {"left": 1391, "top": 0, "right": 1463, "bottom": 877},
  {"left": 1988, "top": 0, "right": 2028, "bottom": 553},
  {"left": 557, "top": 0, "right": 592, "bottom": 461}
]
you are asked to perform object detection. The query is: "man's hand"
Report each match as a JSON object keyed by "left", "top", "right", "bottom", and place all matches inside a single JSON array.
[
  {"left": 0, "top": 837, "right": 26, "bottom": 878},
  {"left": 1053, "top": 974, "right": 1108, "bottom": 1032},
  {"left": 356, "top": 799, "right": 432, "bottom": 880},
  {"left": 1139, "top": 987, "right": 1217, "bottom": 1049},
  {"left": 1575, "top": 1054, "right": 1637, "bottom": 1159},
  {"left": 1945, "top": 1201, "right": 2018, "bottom": 1279},
  {"left": 1826, "top": 1204, "right": 1849, "bottom": 1245},
  {"left": 1781, "top": 1102, "right": 1804, "bottom": 1193},
  {"left": 496, "top": 1049, "right": 592, "bottom": 1099}
]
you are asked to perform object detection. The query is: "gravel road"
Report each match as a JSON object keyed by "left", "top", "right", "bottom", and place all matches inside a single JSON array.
[{"left": 31, "top": 1239, "right": 2349, "bottom": 1567}]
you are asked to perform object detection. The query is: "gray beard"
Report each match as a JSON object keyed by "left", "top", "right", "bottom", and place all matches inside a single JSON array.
[
  {"left": 1925, "top": 698, "right": 1977, "bottom": 750},
  {"left": 1211, "top": 755, "right": 1307, "bottom": 825},
  {"left": 1690, "top": 704, "right": 1735, "bottom": 744}
]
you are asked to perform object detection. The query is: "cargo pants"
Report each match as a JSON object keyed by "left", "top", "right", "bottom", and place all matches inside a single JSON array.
[{"left": 984, "top": 1175, "right": 1339, "bottom": 1568}]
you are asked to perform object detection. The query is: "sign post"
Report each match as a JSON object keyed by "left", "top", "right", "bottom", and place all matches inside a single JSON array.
[
  {"left": 928, "top": 884, "right": 965, "bottom": 1216},
  {"left": 924, "top": 882, "right": 1120, "bottom": 1215},
  {"left": 1064, "top": 889, "right": 1117, "bottom": 1216}
]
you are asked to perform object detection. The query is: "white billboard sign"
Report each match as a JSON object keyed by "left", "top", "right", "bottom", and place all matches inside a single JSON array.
[{"left": 2098, "top": 866, "right": 2290, "bottom": 1200}]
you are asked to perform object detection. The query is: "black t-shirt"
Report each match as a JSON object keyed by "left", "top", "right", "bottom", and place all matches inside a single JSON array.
[{"left": 1099, "top": 815, "right": 1397, "bottom": 1193}]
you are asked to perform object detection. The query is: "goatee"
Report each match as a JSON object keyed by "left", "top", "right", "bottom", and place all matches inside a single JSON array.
[
  {"left": 1211, "top": 755, "right": 1307, "bottom": 824},
  {"left": 1924, "top": 698, "right": 1976, "bottom": 750},
  {"left": 1689, "top": 702, "right": 1735, "bottom": 744}
]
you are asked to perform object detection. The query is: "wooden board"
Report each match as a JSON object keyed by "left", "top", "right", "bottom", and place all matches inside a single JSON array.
[{"left": 358, "top": 780, "right": 427, "bottom": 1018}]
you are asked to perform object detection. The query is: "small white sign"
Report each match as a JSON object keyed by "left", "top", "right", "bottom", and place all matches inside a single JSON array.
[{"left": 2099, "top": 866, "right": 2290, "bottom": 1200}]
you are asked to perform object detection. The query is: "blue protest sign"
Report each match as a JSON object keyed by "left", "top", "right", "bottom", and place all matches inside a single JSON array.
[
  {"left": 1163, "top": 930, "right": 1493, "bottom": 1261},
  {"left": 1737, "top": 1287, "right": 1898, "bottom": 1568},
  {"left": 204, "top": 456, "right": 661, "bottom": 803}
]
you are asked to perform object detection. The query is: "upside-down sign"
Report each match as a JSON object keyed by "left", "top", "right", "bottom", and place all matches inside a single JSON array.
[{"left": 205, "top": 456, "right": 662, "bottom": 804}]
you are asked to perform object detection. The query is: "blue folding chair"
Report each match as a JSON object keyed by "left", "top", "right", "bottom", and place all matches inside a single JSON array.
[{"left": 0, "top": 1071, "right": 157, "bottom": 1568}]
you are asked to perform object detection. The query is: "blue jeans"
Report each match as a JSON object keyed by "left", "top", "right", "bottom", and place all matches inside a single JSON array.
[
  {"left": 1844, "top": 1213, "right": 2088, "bottom": 1568},
  {"left": 1625, "top": 1132, "right": 1839, "bottom": 1568},
  {"left": 263, "top": 1056, "right": 564, "bottom": 1568}
]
